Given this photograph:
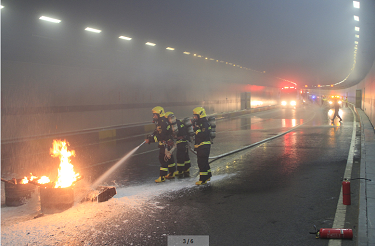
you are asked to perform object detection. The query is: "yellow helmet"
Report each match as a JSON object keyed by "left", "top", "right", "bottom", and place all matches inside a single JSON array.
[
  {"left": 164, "top": 111, "right": 174, "bottom": 118},
  {"left": 193, "top": 107, "right": 206, "bottom": 118},
  {"left": 152, "top": 106, "right": 165, "bottom": 117}
]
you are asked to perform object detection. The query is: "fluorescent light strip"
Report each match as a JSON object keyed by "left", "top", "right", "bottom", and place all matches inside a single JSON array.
[
  {"left": 354, "top": 15, "right": 359, "bottom": 21},
  {"left": 85, "top": 27, "right": 101, "bottom": 33},
  {"left": 183, "top": 51, "right": 190, "bottom": 55},
  {"left": 353, "top": 1, "right": 360, "bottom": 8},
  {"left": 119, "top": 36, "right": 132, "bottom": 40},
  {"left": 39, "top": 16, "right": 61, "bottom": 23},
  {"left": 166, "top": 47, "right": 175, "bottom": 51},
  {"left": 145, "top": 42, "right": 156, "bottom": 46}
]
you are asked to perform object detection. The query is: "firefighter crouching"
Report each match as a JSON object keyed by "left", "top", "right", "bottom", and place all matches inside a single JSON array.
[
  {"left": 145, "top": 106, "right": 177, "bottom": 183},
  {"left": 165, "top": 112, "right": 191, "bottom": 177},
  {"left": 192, "top": 107, "right": 212, "bottom": 185}
]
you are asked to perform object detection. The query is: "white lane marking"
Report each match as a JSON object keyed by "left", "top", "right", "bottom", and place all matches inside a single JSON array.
[{"left": 328, "top": 107, "right": 356, "bottom": 246}]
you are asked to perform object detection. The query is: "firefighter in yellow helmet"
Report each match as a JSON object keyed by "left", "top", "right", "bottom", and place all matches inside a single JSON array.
[
  {"left": 165, "top": 112, "right": 191, "bottom": 177},
  {"left": 192, "top": 107, "right": 212, "bottom": 185},
  {"left": 145, "top": 106, "right": 176, "bottom": 183}
]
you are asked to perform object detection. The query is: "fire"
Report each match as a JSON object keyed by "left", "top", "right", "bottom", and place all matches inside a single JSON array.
[
  {"left": 38, "top": 176, "right": 51, "bottom": 184},
  {"left": 20, "top": 173, "right": 50, "bottom": 184},
  {"left": 50, "top": 140, "right": 80, "bottom": 188}
]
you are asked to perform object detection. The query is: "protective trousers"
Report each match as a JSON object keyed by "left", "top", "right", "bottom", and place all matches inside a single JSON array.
[
  {"left": 196, "top": 144, "right": 211, "bottom": 181},
  {"left": 176, "top": 142, "right": 191, "bottom": 173},
  {"left": 332, "top": 109, "right": 342, "bottom": 121}
]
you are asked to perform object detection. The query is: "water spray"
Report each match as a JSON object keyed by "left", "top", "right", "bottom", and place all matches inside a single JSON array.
[{"left": 90, "top": 141, "right": 146, "bottom": 190}]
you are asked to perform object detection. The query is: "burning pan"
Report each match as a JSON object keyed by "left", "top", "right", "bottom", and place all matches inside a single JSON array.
[
  {"left": 5, "top": 180, "right": 36, "bottom": 207},
  {"left": 40, "top": 187, "right": 74, "bottom": 214}
]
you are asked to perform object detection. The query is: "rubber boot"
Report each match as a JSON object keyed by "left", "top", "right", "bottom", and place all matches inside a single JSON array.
[
  {"left": 165, "top": 172, "right": 175, "bottom": 179},
  {"left": 195, "top": 180, "right": 208, "bottom": 185},
  {"left": 155, "top": 176, "right": 166, "bottom": 183}
]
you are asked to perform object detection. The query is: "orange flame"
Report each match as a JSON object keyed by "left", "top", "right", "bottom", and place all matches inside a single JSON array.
[
  {"left": 50, "top": 140, "right": 80, "bottom": 188},
  {"left": 38, "top": 176, "right": 51, "bottom": 184},
  {"left": 20, "top": 173, "right": 48, "bottom": 184}
]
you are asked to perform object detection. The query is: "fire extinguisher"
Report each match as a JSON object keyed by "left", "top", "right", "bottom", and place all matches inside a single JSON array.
[
  {"left": 310, "top": 225, "right": 353, "bottom": 239},
  {"left": 342, "top": 178, "right": 351, "bottom": 205}
]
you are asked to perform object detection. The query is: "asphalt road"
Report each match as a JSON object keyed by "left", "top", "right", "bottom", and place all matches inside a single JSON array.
[{"left": 77, "top": 104, "right": 359, "bottom": 246}]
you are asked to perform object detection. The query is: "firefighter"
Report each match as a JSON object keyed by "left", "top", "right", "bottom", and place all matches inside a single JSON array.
[
  {"left": 192, "top": 107, "right": 212, "bottom": 185},
  {"left": 164, "top": 112, "right": 191, "bottom": 177},
  {"left": 145, "top": 106, "right": 176, "bottom": 183},
  {"left": 331, "top": 99, "right": 343, "bottom": 122}
]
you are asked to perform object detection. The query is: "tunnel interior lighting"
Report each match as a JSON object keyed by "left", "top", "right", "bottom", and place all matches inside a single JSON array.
[
  {"left": 355, "top": 26, "right": 360, "bottom": 31},
  {"left": 85, "top": 27, "right": 101, "bottom": 33},
  {"left": 353, "top": 1, "right": 360, "bottom": 8},
  {"left": 39, "top": 16, "right": 61, "bottom": 23},
  {"left": 145, "top": 42, "right": 156, "bottom": 46},
  {"left": 1, "top": 5, "right": 4, "bottom": 9},
  {"left": 354, "top": 15, "right": 359, "bottom": 21},
  {"left": 355, "top": 34, "right": 359, "bottom": 38},
  {"left": 119, "top": 36, "right": 132, "bottom": 40},
  {"left": 166, "top": 47, "right": 175, "bottom": 51},
  {"left": 183, "top": 51, "right": 190, "bottom": 55}
]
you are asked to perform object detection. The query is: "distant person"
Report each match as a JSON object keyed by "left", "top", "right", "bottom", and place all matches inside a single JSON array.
[
  {"left": 192, "top": 107, "right": 212, "bottom": 185},
  {"left": 331, "top": 99, "right": 342, "bottom": 123}
]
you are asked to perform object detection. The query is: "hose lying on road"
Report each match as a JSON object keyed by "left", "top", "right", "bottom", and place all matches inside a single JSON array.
[{"left": 189, "top": 112, "right": 316, "bottom": 164}]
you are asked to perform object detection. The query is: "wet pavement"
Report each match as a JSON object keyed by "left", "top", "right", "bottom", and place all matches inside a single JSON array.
[{"left": 75, "top": 104, "right": 359, "bottom": 245}]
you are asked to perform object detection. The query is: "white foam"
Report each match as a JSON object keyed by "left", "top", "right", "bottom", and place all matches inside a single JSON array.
[{"left": 1, "top": 173, "right": 234, "bottom": 245}]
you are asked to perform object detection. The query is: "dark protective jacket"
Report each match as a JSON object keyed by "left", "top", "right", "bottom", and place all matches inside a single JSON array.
[
  {"left": 333, "top": 100, "right": 341, "bottom": 111},
  {"left": 175, "top": 119, "right": 189, "bottom": 144},
  {"left": 193, "top": 117, "right": 211, "bottom": 149},
  {"left": 149, "top": 117, "right": 173, "bottom": 148}
]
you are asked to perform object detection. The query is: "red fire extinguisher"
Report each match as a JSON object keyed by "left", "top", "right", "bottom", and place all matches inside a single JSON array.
[
  {"left": 342, "top": 178, "right": 351, "bottom": 205},
  {"left": 311, "top": 226, "right": 353, "bottom": 239}
]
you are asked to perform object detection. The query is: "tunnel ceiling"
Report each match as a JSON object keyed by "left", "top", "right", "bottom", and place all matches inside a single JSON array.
[{"left": 1, "top": 0, "right": 375, "bottom": 89}]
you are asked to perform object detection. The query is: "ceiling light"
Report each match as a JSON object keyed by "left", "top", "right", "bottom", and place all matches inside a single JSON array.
[
  {"left": 353, "top": 1, "right": 360, "bottom": 8},
  {"left": 85, "top": 27, "right": 101, "bottom": 33},
  {"left": 166, "top": 47, "right": 175, "bottom": 51},
  {"left": 183, "top": 51, "right": 190, "bottom": 55},
  {"left": 119, "top": 36, "right": 132, "bottom": 40},
  {"left": 355, "top": 26, "right": 360, "bottom": 31},
  {"left": 39, "top": 16, "right": 61, "bottom": 23},
  {"left": 145, "top": 42, "right": 156, "bottom": 46},
  {"left": 354, "top": 15, "right": 359, "bottom": 21}
]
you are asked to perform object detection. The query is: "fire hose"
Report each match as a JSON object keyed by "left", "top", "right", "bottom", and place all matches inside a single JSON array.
[{"left": 186, "top": 112, "right": 316, "bottom": 164}]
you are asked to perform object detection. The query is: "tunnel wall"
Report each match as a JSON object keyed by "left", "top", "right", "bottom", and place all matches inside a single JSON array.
[
  {"left": 312, "top": 59, "right": 375, "bottom": 128},
  {"left": 2, "top": 52, "right": 281, "bottom": 141}
]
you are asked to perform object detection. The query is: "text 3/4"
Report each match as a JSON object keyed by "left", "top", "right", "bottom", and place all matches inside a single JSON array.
[{"left": 183, "top": 238, "right": 194, "bottom": 244}]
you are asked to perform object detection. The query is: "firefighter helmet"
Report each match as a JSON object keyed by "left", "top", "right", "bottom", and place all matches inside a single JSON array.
[
  {"left": 164, "top": 111, "right": 174, "bottom": 118},
  {"left": 152, "top": 106, "right": 165, "bottom": 117},
  {"left": 193, "top": 107, "right": 207, "bottom": 118}
]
